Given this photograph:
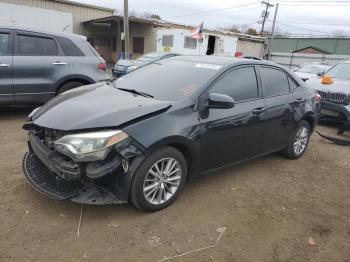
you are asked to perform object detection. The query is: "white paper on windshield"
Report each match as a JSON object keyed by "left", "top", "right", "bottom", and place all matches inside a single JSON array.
[{"left": 194, "top": 63, "right": 222, "bottom": 70}]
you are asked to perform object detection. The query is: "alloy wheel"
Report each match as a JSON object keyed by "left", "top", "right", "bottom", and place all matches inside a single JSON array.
[
  {"left": 293, "top": 126, "right": 309, "bottom": 155},
  {"left": 143, "top": 158, "right": 182, "bottom": 205}
]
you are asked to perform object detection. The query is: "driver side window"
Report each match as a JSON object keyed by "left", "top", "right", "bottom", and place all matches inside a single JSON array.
[{"left": 210, "top": 66, "right": 259, "bottom": 102}]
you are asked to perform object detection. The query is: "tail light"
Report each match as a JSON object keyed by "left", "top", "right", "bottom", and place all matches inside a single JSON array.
[
  {"left": 98, "top": 63, "right": 106, "bottom": 71},
  {"left": 316, "top": 93, "right": 321, "bottom": 104}
]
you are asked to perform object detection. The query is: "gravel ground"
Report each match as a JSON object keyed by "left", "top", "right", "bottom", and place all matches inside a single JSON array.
[{"left": 0, "top": 106, "right": 349, "bottom": 262}]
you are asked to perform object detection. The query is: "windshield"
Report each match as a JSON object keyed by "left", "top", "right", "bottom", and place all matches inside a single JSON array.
[
  {"left": 136, "top": 52, "right": 163, "bottom": 62},
  {"left": 297, "top": 64, "right": 327, "bottom": 74},
  {"left": 114, "top": 59, "right": 221, "bottom": 101},
  {"left": 326, "top": 63, "right": 350, "bottom": 80}
]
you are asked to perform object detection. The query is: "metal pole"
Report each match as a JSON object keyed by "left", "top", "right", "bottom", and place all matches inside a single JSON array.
[
  {"left": 260, "top": 1, "right": 273, "bottom": 36},
  {"left": 267, "top": 3, "right": 279, "bottom": 60},
  {"left": 123, "top": 0, "right": 130, "bottom": 59}
]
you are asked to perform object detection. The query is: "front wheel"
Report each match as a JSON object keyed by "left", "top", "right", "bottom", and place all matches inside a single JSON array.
[
  {"left": 281, "top": 120, "right": 311, "bottom": 159},
  {"left": 129, "top": 147, "right": 187, "bottom": 211}
]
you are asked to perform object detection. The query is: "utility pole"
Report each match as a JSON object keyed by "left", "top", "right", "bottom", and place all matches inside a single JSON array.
[
  {"left": 260, "top": 1, "right": 273, "bottom": 36},
  {"left": 123, "top": 0, "right": 130, "bottom": 59},
  {"left": 267, "top": 3, "right": 279, "bottom": 60}
]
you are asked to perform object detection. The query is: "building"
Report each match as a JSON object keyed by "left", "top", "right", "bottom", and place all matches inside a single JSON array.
[
  {"left": 270, "top": 37, "right": 350, "bottom": 67},
  {"left": 0, "top": 0, "right": 266, "bottom": 62},
  {"left": 83, "top": 16, "right": 266, "bottom": 62}
]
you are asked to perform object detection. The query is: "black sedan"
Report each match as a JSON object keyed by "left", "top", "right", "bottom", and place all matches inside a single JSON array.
[
  {"left": 112, "top": 51, "right": 179, "bottom": 78},
  {"left": 23, "top": 56, "right": 319, "bottom": 211}
]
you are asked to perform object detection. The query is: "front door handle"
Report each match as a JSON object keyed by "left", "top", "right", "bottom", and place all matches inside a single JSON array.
[
  {"left": 52, "top": 62, "right": 67, "bottom": 65},
  {"left": 0, "top": 63, "right": 9, "bottom": 67},
  {"left": 252, "top": 107, "right": 267, "bottom": 115}
]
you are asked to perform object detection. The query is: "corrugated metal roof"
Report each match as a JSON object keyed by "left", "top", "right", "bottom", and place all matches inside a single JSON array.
[{"left": 53, "top": 0, "right": 115, "bottom": 12}]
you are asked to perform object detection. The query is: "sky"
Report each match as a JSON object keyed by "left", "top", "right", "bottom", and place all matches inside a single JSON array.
[{"left": 71, "top": 0, "right": 350, "bottom": 36}]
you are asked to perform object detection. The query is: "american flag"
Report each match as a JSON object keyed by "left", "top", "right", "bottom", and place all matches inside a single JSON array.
[{"left": 191, "top": 22, "right": 204, "bottom": 40}]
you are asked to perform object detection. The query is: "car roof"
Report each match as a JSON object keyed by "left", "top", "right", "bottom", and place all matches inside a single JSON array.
[
  {"left": 170, "top": 55, "right": 278, "bottom": 67},
  {"left": 0, "top": 25, "right": 86, "bottom": 40}
]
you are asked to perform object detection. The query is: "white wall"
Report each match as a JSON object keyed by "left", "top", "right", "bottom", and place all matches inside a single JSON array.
[
  {"left": 156, "top": 28, "right": 238, "bottom": 55},
  {"left": 0, "top": 2, "right": 73, "bottom": 33}
]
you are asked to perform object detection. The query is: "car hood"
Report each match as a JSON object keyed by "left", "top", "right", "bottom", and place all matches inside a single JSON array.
[
  {"left": 295, "top": 72, "right": 318, "bottom": 80},
  {"left": 115, "top": 59, "right": 145, "bottom": 68},
  {"left": 31, "top": 82, "right": 172, "bottom": 131},
  {"left": 307, "top": 77, "right": 350, "bottom": 94}
]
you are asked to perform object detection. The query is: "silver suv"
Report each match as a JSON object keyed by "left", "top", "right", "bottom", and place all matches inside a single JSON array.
[{"left": 0, "top": 26, "right": 110, "bottom": 105}]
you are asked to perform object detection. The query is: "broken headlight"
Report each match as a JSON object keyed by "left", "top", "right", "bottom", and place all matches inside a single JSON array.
[{"left": 54, "top": 130, "right": 129, "bottom": 162}]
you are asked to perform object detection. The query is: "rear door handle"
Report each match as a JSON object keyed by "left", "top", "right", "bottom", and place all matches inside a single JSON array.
[
  {"left": 52, "top": 62, "right": 67, "bottom": 65},
  {"left": 252, "top": 107, "right": 267, "bottom": 115},
  {"left": 0, "top": 63, "right": 9, "bottom": 67},
  {"left": 295, "top": 98, "right": 305, "bottom": 104}
]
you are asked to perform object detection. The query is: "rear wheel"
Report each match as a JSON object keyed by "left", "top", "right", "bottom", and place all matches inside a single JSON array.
[
  {"left": 281, "top": 120, "right": 311, "bottom": 159},
  {"left": 57, "top": 81, "right": 85, "bottom": 95},
  {"left": 130, "top": 147, "right": 187, "bottom": 211}
]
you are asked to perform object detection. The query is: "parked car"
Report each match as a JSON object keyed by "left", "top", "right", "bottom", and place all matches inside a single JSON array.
[
  {"left": 294, "top": 63, "right": 330, "bottom": 81},
  {"left": 306, "top": 61, "right": 350, "bottom": 123},
  {"left": 0, "top": 26, "right": 109, "bottom": 105},
  {"left": 112, "top": 51, "right": 179, "bottom": 77},
  {"left": 22, "top": 56, "right": 319, "bottom": 211}
]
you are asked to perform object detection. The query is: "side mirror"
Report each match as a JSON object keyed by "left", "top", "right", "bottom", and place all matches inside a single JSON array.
[
  {"left": 301, "top": 77, "right": 309, "bottom": 82},
  {"left": 317, "top": 70, "right": 324, "bottom": 77},
  {"left": 208, "top": 93, "right": 235, "bottom": 109}
]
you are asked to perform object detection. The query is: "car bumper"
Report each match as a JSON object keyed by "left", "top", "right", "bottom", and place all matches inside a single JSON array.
[
  {"left": 22, "top": 131, "right": 145, "bottom": 205},
  {"left": 319, "top": 101, "right": 350, "bottom": 123}
]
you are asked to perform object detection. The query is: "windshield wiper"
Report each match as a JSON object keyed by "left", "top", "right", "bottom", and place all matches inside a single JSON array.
[{"left": 117, "top": 87, "right": 154, "bottom": 98}]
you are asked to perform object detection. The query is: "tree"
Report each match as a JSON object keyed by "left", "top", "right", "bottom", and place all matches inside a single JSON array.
[
  {"left": 245, "top": 28, "right": 258, "bottom": 35},
  {"left": 150, "top": 14, "right": 161, "bottom": 20}
]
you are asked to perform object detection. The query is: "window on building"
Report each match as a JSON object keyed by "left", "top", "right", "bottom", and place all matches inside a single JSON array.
[
  {"left": 56, "top": 37, "right": 84, "bottom": 56},
  {"left": 18, "top": 35, "right": 57, "bottom": 56},
  {"left": 184, "top": 37, "right": 197, "bottom": 49},
  {"left": 162, "top": 35, "right": 174, "bottom": 47},
  {"left": 210, "top": 67, "right": 259, "bottom": 102},
  {"left": 0, "top": 33, "right": 9, "bottom": 55},
  {"left": 133, "top": 37, "right": 144, "bottom": 53},
  {"left": 260, "top": 67, "right": 290, "bottom": 97}
]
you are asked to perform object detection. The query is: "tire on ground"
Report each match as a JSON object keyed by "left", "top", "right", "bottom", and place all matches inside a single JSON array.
[
  {"left": 129, "top": 146, "right": 187, "bottom": 212},
  {"left": 281, "top": 120, "right": 311, "bottom": 159}
]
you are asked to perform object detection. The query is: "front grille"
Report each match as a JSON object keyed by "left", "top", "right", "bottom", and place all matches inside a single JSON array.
[
  {"left": 22, "top": 152, "right": 78, "bottom": 200},
  {"left": 316, "top": 90, "right": 348, "bottom": 104}
]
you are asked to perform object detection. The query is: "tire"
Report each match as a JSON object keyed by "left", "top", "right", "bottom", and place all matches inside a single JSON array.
[
  {"left": 57, "top": 81, "right": 84, "bottom": 95},
  {"left": 129, "top": 147, "right": 187, "bottom": 212},
  {"left": 281, "top": 120, "right": 311, "bottom": 159}
]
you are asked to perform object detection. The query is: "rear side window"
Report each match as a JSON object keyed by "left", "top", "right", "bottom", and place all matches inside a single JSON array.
[
  {"left": 260, "top": 67, "right": 289, "bottom": 97},
  {"left": 18, "top": 35, "right": 57, "bottom": 56},
  {"left": 0, "top": 33, "right": 9, "bottom": 55},
  {"left": 56, "top": 37, "right": 84, "bottom": 56},
  {"left": 210, "top": 66, "right": 259, "bottom": 102}
]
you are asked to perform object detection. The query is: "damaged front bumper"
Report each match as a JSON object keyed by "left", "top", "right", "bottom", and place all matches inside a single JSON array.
[
  {"left": 22, "top": 128, "right": 146, "bottom": 205},
  {"left": 319, "top": 101, "right": 350, "bottom": 123}
]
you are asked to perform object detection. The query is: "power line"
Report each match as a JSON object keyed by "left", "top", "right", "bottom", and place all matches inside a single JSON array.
[{"left": 166, "top": 2, "right": 259, "bottom": 19}]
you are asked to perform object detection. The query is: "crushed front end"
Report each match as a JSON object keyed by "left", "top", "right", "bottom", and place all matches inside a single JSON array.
[
  {"left": 316, "top": 89, "right": 350, "bottom": 123},
  {"left": 22, "top": 123, "right": 146, "bottom": 205}
]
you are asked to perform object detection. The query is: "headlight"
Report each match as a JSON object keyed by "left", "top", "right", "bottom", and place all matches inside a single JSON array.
[
  {"left": 127, "top": 65, "right": 138, "bottom": 71},
  {"left": 54, "top": 130, "right": 129, "bottom": 162}
]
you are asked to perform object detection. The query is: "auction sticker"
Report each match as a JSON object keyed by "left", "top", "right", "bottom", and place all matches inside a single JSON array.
[{"left": 194, "top": 63, "right": 222, "bottom": 70}]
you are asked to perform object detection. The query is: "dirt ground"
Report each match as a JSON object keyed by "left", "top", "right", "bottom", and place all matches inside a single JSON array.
[{"left": 0, "top": 106, "right": 349, "bottom": 262}]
